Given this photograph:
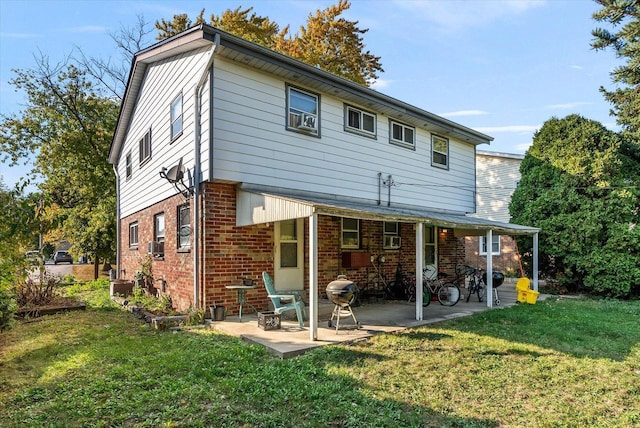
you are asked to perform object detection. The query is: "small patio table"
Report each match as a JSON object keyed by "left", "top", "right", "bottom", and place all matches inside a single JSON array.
[{"left": 225, "top": 285, "right": 257, "bottom": 321}]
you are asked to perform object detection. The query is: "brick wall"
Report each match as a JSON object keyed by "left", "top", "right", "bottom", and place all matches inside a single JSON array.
[{"left": 120, "top": 182, "right": 468, "bottom": 313}]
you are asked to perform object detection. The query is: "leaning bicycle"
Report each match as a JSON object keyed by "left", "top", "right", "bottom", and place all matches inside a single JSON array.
[{"left": 408, "top": 265, "right": 461, "bottom": 307}]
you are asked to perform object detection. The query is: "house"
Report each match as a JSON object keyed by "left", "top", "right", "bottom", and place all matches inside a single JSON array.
[
  {"left": 466, "top": 151, "right": 525, "bottom": 275},
  {"left": 108, "top": 25, "right": 539, "bottom": 341}
]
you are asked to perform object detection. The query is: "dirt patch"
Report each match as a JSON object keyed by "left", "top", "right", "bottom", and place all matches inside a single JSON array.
[{"left": 72, "top": 264, "right": 112, "bottom": 282}]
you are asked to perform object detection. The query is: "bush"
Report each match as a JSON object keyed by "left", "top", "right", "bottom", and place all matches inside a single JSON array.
[
  {"left": 14, "top": 274, "right": 61, "bottom": 307},
  {"left": 0, "top": 284, "right": 17, "bottom": 331}
]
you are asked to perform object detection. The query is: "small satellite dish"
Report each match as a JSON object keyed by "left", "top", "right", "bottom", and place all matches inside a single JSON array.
[{"left": 165, "top": 158, "right": 184, "bottom": 183}]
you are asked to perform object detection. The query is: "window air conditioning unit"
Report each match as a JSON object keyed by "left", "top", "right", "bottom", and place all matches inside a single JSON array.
[
  {"left": 296, "top": 113, "right": 317, "bottom": 131},
  {"left": 383, "top": 235, "right": 401, "bottom": 249},
  {"left": 147, "top": 241, "right": 164, "bottom": 256}
]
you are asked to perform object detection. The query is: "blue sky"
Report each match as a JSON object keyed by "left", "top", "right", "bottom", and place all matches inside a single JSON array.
[{"left": 0, "top": 0, "right": 621, "bottom": 189}]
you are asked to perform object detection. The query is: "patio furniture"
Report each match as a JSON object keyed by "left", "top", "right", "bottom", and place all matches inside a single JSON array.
[
  {"left": 225, "top": 284, "right": 257, "bottom": 322},
  {"left": 262, "top": 272, "right": 306, "bottom": 327}
]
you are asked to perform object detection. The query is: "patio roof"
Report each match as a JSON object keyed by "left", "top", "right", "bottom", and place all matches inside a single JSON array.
[{"left": 237, "top": 187, "right": 539, "bottom": 236}]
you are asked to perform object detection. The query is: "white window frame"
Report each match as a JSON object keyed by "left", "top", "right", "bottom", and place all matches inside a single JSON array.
[
  {"left": 154, "top": 213, "right": 165, "bottom": 243},
  {"left": 139, "top": 128, "right": 151, "bottom": 165},
  {"left": 479, "top": 235, "right": 501, "bottom": 255},
  {"left": 129, "top": 222, "right": 138, "bottom": 249},
  {"left": 170, "top": 93, "right": 183, "bottom": 141},
  {"left": 286, "top": 85, "right": 320, "bottom": 136},
  {"left": 341, "top": 218, "right": 360, "bottom": 249},
  {"left": 390, "top": 120, "right": 415, "bottom": 149},
  {"left": 125, "top": 151, "right": 132, "bottom": 179},
  {"left": 177, "top": 204, "right": 190, "bottom": 250},
  {"left": 345, "top": 105, "right": 376, "bottom": 137},
  {"left": 431, "top": 135, "right": 449, "bottom": 169}
]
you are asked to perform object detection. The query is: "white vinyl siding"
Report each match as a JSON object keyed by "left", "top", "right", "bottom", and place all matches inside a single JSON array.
[
  {"left": 211, "top": 58, "right": 476, "bottom": 214},
  {"left": 118, "top": 47, "right": 211, "bottom": 218},
  {"left": 474, "top": 152, "right": 523, "bottom": 222}
]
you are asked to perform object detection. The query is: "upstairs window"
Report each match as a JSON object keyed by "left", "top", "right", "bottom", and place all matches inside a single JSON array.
[
  {"left": 390, "top": 120, "right": 415, "bottom": 149},
  {"left": 170, "top": 93, "right": 183, "bottom": 141},
  {"left": 139, "top": 128, "right": 151, "bottom": 165},
  {"left": 125, "top": 151, "right": 132, "bottom": 179},
  {"left": 177, "top": 204, "right": 190, "bottom": 249},
  {"left": 432, "top": 135, "right": 449, "bottom": 169},
  {"left": 341, "top": 218, "right": 360, "bottom": 249},
  {"left": 345, "top": 105, "right": 376, "bottom": 137},
  {"left": 287, "top": 85, "right": 319, "bottom": 136}
]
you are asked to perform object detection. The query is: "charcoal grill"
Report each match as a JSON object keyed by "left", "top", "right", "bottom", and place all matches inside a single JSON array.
[
  {"left": 326, "top": 275, "right": 361, "bottom": 333},
  {"left": 482, "top": 271, "right": 505, "bottom": 305}
]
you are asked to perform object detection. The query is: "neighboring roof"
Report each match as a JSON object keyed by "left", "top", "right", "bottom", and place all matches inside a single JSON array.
[
  {"left": 476, "top": 150, "right": 525, "bottom": 160},
  {"left": 109, "top": 24, "right": 494, "bottom": 164},
  {"left": 237, "top": 186, "right": 539, "bottom": 235}
]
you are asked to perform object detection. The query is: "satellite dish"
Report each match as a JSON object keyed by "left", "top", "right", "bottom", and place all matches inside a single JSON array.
[{"left": 165, "top": 158, "right": 184, "bottom": 183}]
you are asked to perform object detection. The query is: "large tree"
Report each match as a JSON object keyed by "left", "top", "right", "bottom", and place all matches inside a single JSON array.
[
  {"left": 155, "top": 1, "right": 383, "bottom": 86},
  {"left": 592, "top": 0, "right": 640, "bottom": 140},
  {"left": 0, "top": 58, "right": 119, "bottom": 276},
  {"left": 510, "top": 114, "right": 640, "bottom": 297}
]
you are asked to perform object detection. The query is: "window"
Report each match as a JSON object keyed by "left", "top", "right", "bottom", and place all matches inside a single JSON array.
[
  {"left": 390, "top": 120, "right": 415, "bottom": 149},
  {"left": 170, "top": 93, "right": 183, "bottom": 141},
  {"left": 425, "top": 226, "right": 436, "bottom": 266},
  {"left": 341, "top": 218, "right": 360, "bottom": 249},
  {"left": 177, "top": 205, "right": 190, "bottom": 249},
  {"left": 154, "top": 213, "right": 165, "bottom": 243},
  {"left": 287, "top": 85, "right": 319, "bottom": 136},
  {"left": 432, "top": 135, "right": 449, "bottom": 168},
  {"left": 139, "top": 128, "right": 151, "bottom": 165},
  {"left": 480, "top": 235, "right": 500, "bottom": 255},
  {"left": 125, "top": 151, "right": 132, "bottom": 179},
  {"left": 345, "top": 105, "right": 376, "bottom": 137},
  {"left": 129, "top": 222, "right": 138, "bottom": 248},
  {"left": 383, "top": 222, "right": 401, "bottom": 249}
]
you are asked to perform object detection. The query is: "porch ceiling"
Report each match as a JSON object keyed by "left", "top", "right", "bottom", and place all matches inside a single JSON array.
[{"left": 236, "top": 188, "right": 539, "bottom": 236}]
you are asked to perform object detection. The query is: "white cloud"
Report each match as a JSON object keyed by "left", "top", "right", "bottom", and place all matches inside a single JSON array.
[
  {"left": 370, "top": 78, "right": 392, "bottom": 90},
  {"left": 570, "top": 65, "right": 583, "bottom": 70},
  {"left": 475, "top": 125, "right": 540, "bottom": 133},
  {"left": 547, "top": 101, "right": 591, "bottom": 110},
  {"left": 394, "top": 0, "right": 546, "bottom": 33},
  {"left": 515, "top": 142, "right": 532, "bottom": 152},
  {"left": 65, "top": 25, "right": 109, "bottom": 33},
  {"left": 439, "top": 110, "right": 489, "bottom": 118}
]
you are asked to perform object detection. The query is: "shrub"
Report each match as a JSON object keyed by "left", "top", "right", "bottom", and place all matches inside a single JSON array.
[
  {"left": 0, "top": 284, "right": 17, "bottom": 331},
  {"left": 14, "top": 274, "right": 61, "bottom": 307}
]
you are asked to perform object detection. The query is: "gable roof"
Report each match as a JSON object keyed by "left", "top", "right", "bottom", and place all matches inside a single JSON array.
[{"left": 109, "top": 24, "right": 493, "bottom": 165}]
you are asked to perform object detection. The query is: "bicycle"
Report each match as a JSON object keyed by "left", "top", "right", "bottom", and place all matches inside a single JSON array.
[
  {"left": 464, "top": 265, "right": 487, "bottom": 303},
  {"left": 407, "top": 265, "right": 461, "bottom": 307},
  {"left": 364, "top": 255, "right": 391, "bottom": 301}
]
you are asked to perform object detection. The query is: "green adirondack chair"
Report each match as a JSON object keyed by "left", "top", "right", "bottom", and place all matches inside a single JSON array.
[{"left": 262, "top": 272, "right": 306, "bottom": 327}]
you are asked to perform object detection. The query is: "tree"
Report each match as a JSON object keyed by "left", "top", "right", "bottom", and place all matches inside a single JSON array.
[
  {"left": 509, "top": 114, "right": 640, "bottom": 297},
  {"left": 591, "top": 0, "right": 640, "bottom": 140},
  {"left": 0, "top": 57, "right": 119, "bottom": 277},
  {"left": 154, "top": 1, "right": 383, "bottom": 86}
]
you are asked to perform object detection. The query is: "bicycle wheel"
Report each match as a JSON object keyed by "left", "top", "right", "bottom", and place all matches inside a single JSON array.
[
  {"left": 422, "top": 285, "right": 431, "bottom": 307},
  {"left": 437, "top": 283, "right": 461, "bottom": 306},
  {"left": 466, "top": 280, "right": 474, "bottom": 302},
  {"left": 407, "top": 283, "right": 416, "bottom": 302}
]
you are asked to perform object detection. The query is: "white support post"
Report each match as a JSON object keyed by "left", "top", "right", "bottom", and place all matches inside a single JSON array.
[
  {"left": 309, "top": 213, "right": 318, "bottom": 341},
  {"left": 533, "top": 232, "right": 539, "bottom": 292},
  {"left": 415, "top": 222, "right": 424, "bottom": 320},
  {"left": 486, "top": 229, "right": 493, "bottom": 308}
]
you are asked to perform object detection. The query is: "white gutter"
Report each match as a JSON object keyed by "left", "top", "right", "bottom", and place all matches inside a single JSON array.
[
  {"left": 193, "top": 33, "right": 220, "bottom": 308},
  {"left": 112, "top": 164, "right": 121, "bottom": 278}
]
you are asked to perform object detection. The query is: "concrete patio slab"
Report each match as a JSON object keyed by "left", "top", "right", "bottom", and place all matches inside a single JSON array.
[{"left": 207, "top": 283, "right": 545, "bottom": 358}]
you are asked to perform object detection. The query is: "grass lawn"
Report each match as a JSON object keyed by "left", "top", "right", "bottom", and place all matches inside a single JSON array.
[{"left": 1, "top": 283, "right": 638, "bottom": 427}]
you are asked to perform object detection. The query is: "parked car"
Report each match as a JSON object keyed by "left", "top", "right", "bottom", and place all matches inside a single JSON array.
[
  {"left": 25, "top": 250, "right": 43, "bottom": 264},
  {"left": 53, "top": 251, "right": 73, "bottom": 264}
]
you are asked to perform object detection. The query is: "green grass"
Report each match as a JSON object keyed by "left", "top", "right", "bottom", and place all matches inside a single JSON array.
[{"left": 1, "top": 287, "right": 638, "bottom": 427}]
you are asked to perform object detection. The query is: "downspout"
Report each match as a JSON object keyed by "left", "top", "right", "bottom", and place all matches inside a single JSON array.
[
  {"left": 193, "top": 32, "right": 220, "bottom": 308},
  {"left": 112, "top": 165, "right": 121, "bottom": 279}
]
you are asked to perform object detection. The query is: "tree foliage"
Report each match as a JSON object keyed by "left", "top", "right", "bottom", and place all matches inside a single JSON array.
[
  {"left": 155, "top": 1, "right": 383, "bottom": 86},
  {"left": 591, "top": 0, "right": 640, "bottom": 140},
  {"left": 0, "top": 57, "right": 119, "bottom": 268},
  {"left": 510, "top": 115, "right": 640, "bottom": 297}
]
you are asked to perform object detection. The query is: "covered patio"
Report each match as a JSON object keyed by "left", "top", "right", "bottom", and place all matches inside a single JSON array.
[
  {"left": 237, "top": 186, "right": 541, "bottom": 345},
  {"left": 209, "top": 281, "right": 546, "bottom": 359}
]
